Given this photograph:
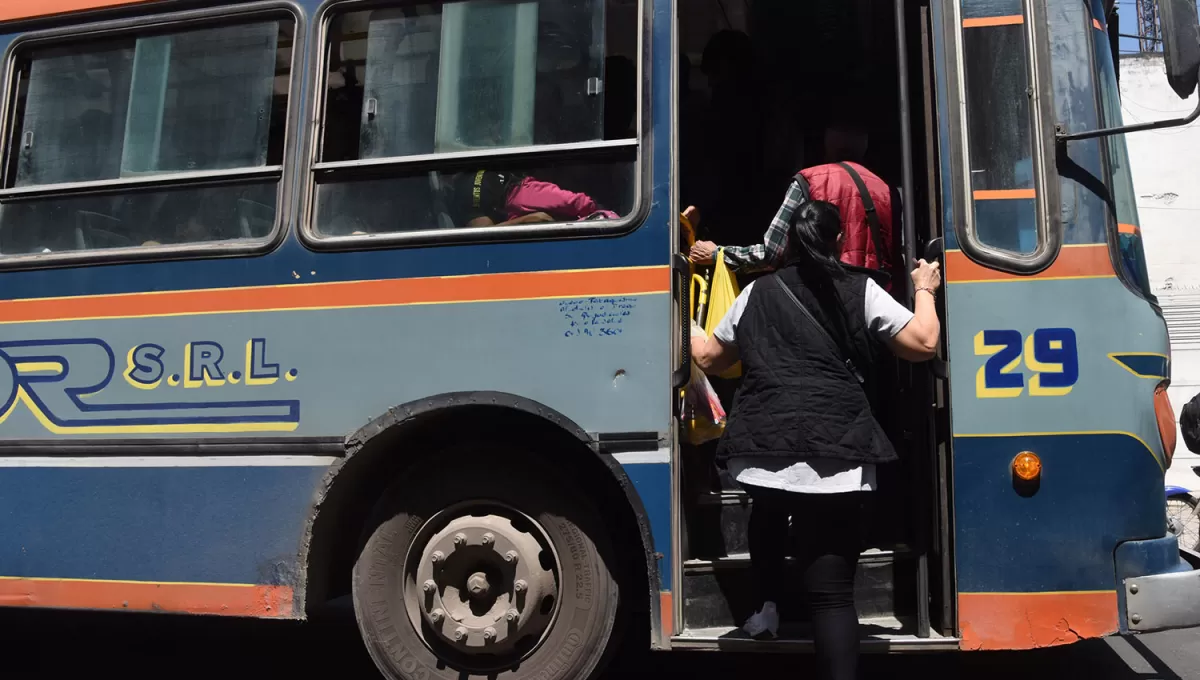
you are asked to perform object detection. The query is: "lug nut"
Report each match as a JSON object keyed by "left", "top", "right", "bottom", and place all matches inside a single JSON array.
[
  {"left": 431, "top": 551, "right": 445, "bottom": 565},
  {"left": 430, "top": 609, "right": 445, "bottom": 624},
  {"left": 454, "top": 626, "right": 468, "bottom": 642},
  {"left": 504, "top": 550, "right": 519, "bottom": 564},
  {"left": 483, "top": 627, "right": 497, "bottom": 642},
  {"left": 422, "top": 579, "right": 437, "bottom": 594},
  {"left": 453, "top": 533, "right": 467, "bottom": 547},
  {"left": 505, "top": 608, "right": 519, "bottom": 623},
  {"left": 514, "top": 580, "right": 528, "bottom": 594},
  {"left": 482, "top": 532, "right": 495, "bottom": 547}
]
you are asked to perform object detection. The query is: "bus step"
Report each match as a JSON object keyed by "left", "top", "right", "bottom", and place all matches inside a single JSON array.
[
  {"left": 671, "top": 617, "right": 958, "bottom": 653},
  {"left": 686, "top": 491, "right": 915, "bottom": 559},
  {"left": 686, "top": 492, "right": 752, "bottom": 556},
  {"left": 681, "top": 551, "right": 916, "bottom": 631}
]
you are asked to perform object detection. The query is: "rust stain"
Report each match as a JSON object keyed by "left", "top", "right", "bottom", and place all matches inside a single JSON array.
[
  {"left": 659, "top": 591, "right": 673, "bottom": 638},
  {"left": 959, "top": 592, "right": 1118, "bottom": 651}
]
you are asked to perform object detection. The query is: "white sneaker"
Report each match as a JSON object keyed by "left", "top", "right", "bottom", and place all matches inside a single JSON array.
[{"left": 741, "top": 601, "right": 779, "bottom": 640}]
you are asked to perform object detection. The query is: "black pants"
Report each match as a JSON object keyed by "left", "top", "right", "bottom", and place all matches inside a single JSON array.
[{"left": 744, "top": 485, "right": 864, "bottom": 680}]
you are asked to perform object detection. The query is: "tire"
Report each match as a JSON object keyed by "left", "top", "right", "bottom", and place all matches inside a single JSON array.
[
  {"left": 1167, "top": 493, "right": 1200, "bottom": 552},
  {"left": 352, "top": 445, "right": 621, "bottom": 680}
]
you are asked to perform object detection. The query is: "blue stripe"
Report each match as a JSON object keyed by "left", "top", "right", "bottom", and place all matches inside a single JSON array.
[
  {"left": 1112, "top": 354, "right": 1168, "bottom": 380},
  {"left": 954, "top": 433, "right": 1164, "bottom": 592},
  {"left": 0, "top": 465, "right": 325, "bottom": 585}
]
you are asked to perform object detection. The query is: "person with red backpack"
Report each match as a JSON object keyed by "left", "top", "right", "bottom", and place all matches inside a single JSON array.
[{"left": 688, "top": 122, "right": 899, "bottom": 291}]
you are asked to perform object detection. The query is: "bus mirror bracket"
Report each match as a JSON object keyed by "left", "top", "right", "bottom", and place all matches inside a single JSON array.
[
  {"left": 1059, "top": 2, "right": 1199, "bottom": 144},
  {"left": 1055, "top": 77, "right": 1200, "bottom": 143}
]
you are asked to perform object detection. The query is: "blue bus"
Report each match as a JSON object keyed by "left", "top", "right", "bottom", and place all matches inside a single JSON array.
[{"left": 0, "top": 0, "right": 1198, "bottom": 677}]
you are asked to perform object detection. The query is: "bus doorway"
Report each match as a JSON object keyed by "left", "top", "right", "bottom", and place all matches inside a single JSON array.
[{"left": 672, "top": 0, "right": 954, "bottom": 648}]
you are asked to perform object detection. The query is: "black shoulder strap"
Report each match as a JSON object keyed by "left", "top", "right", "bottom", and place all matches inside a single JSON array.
[
  {"left": 836, "top": 162, "right": 888, "bottom": 269},
  {"left": 769, "top": 275, "right": 864, "bottom": 385},
  {"left": 791, "top": 171, "right": 812, "bottom": 202}
]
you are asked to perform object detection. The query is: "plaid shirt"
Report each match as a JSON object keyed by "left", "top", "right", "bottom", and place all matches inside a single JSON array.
[{"left": 720, "top": 181, "right": 807, "bottom": 273}]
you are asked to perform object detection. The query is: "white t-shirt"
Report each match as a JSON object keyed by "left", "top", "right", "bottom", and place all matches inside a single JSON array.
[{"left": 712, "top": 277, "right": 914, "bottom": 494}]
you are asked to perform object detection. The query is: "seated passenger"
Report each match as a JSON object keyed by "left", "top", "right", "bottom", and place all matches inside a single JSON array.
[
  {"left": 452, "top": 170, "right": 618, "bottom": 227},
  {"left": 690, "top": 120, "right": 899, "bottom": 291}
]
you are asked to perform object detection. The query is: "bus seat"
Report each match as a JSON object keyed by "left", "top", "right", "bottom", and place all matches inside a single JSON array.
[
  {"left": 74, "top": 210, "right": 127, "bottom": 250},
  {"left": 428, "top": 172, "right": 456, "bottom": 229},
  {"left": 237, "top": 199, "right": 275, "bottom": 239}
]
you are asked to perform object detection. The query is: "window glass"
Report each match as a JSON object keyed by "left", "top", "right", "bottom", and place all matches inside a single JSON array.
[
  {"left": 315, "top": 158, "right": 634, "bottom": 235},
  {"left": 1091, "top": 14, "right": 1152, "bottom": 297},
  {"left": 313, "top": 0, "right": 637, "bottom": 238},
  {"left": 0, "top": 18, "right": 294, "bottom": 255},
  {"left": 11, "top": 21, "right": 286, "bottom": 186},
  {"left": 0, "top": 182, "right": 277, "bottom": 254},
  {"left": 961, "top": 19, "right": 1038, "bottom": 254}
]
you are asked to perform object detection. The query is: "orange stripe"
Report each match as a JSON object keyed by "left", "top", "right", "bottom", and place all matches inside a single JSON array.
[
  {"left": 959, "top": 592, "right": 1118, "bottom": 651},
  {"left": 963, "top": 15, "right": 1025, "bottom": 28},
  {"left": 1093, "top": 18, "right": 1105, "bottom": 31},
  {"left": 974, "top": 189, "right": 1037, "bottom": 200},
  {"left": 0, "top": 266, "right": 670, "bottom": 325},
  {"left": 0, "top": 0, "right": 156, "bottom": 22},
  {"left": 660, "top": 591, "right": 673, "bottom": 638},
  {"left": 946, "top": 244, "right": 1114, "bottom": 282},
  {"left": 0, "top": 578, "right": 293, "bottom": 617},
  {"left": 1118, "top": 223, "right": 1141, "bottom": 236}
]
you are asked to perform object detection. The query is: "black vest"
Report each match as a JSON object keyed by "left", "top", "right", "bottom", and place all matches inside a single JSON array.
[{"left": 715, "top": 265, "right": 898, "bottom": 466}]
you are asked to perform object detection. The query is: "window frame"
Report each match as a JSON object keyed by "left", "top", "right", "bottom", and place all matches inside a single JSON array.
[
  {"left": 299, "top": 0, "right": 650, "bottom": 251},
  {"left": 0, "top": 1, "right": 305, "bottom": 269},
  {"left": 946, "top": 0, "right": 1062, "bottom": 274}
]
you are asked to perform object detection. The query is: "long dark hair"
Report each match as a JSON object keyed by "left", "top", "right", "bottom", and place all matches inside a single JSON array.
[{"left": 785, "top": 200, "right": 859, "bottom": 364}]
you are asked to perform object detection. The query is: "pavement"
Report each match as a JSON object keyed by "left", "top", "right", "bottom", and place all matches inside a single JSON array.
[{"left": 4, "top": 604, "right": 1200, "bottom": 679}]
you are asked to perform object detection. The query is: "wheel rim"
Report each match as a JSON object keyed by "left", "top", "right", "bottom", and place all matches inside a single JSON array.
[
  {"left": 1167, "top": 497, "right": 1200, "bottom": 552},
  {"left": 405, "top": 502, "right": 561, "bottom": 671}
]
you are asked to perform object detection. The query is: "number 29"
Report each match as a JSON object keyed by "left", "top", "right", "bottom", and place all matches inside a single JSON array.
[{"left": 974, "top": 328, "right": 1079, "bottom": 398}]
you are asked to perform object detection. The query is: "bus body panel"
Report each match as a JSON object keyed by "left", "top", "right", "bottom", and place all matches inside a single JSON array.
[
  {"left": 940, "top": 0, "right": 1178, "bottom": 651},
  {"left": 0, "top": 0, "right": 682, "bottom": 633}
]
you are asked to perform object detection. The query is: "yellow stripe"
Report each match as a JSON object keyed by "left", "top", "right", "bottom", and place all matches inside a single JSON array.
[{"left": 955, "top": 430, "right": 1161, "bottom": 471}]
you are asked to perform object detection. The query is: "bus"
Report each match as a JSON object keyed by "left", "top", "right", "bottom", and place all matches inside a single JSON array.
[{"left": 0, "top": 0, "right": 1197, "bottom": 678}]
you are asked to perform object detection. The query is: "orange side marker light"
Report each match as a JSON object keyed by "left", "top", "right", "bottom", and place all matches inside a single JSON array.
[{"left": 1013, "top": 451, "right": 1042, "bottom": 481}]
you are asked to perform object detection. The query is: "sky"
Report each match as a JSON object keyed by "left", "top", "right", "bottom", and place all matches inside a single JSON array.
[{"left": 1114, "top": 0, "right": 1200, "bottom": 54}]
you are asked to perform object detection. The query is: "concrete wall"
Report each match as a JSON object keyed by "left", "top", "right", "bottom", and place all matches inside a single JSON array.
[{"left": 1120, "top": 54, "right": 1200, "bottom": 491}]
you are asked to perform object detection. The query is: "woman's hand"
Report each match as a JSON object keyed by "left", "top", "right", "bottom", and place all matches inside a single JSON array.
[{"left": 910, "top": 258, "right": 942, "bottom": 293}]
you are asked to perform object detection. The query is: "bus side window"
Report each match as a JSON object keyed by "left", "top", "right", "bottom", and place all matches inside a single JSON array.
[
  {"left": 307, "top": 0, "right": 638, "bottom": 241},
  {"left": 0, "top": 12, "right": 297, "bottom": 258}
]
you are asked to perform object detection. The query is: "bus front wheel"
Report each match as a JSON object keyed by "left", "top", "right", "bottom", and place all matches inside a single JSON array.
[{"left": 351, "top": 446, "right": 621, "bottom": 680}]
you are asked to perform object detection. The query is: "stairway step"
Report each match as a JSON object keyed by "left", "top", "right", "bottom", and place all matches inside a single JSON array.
[
  {"left": 672, "top": 616, "right": 957, "bottom": 652},
  {"left": 685, "top": 493, "right": 752, "bottom": 556},
  {"left": 687, "top": 490, "right": 916, "bottom": 558},
  {"left": 681, "top": 552, "right": 915, "bottom": 631}
]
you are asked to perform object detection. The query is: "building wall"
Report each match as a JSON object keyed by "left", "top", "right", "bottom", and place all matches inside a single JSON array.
[{"left": 1120, "top": 54, "right": 1200, "bottom": 491}]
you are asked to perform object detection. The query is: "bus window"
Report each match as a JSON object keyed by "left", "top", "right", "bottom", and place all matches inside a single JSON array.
[
  {"left": 960, "top": 9, "right": 1040, "bottom": 256},
  {"left": 0, "top": 14, "right": 295, "bottom": 257},
  {"left": 1091, "top": 9, "right": 1153, "bottom": 298},
  {"left": 308, "top": 0, "right": 638, "bottom": 240}
]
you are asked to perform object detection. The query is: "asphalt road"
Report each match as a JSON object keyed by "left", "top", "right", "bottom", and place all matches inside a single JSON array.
[{"left": 5, "top": 604, "right": 1199, "bottom": 679}]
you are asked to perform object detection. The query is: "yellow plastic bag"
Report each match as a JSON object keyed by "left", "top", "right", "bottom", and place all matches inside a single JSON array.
[{"left": 699, "top": 248, "right": 742, "bottom": 379}]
